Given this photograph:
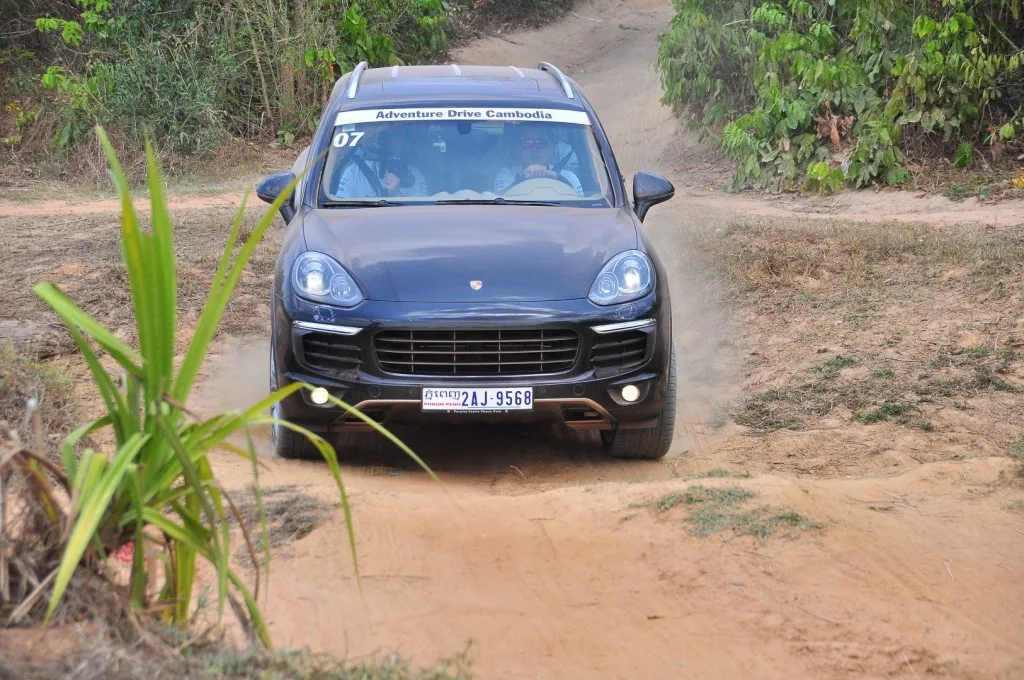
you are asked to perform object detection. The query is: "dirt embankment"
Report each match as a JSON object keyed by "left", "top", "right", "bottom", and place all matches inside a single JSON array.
[{"left": 2, "top": 0, "right": 1023, "bottom": 678}]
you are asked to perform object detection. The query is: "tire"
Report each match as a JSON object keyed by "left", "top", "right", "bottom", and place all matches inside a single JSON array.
[
  {"left": 272, "top": 409, "right": 325, "bottom": 460},
  {"left": 335, "top": 429, "right": 373, "bottom": 457},
  {"left": 269, "top": 343, "right": 323, "bottom": 460},
  {"left": 601, "top": 344, "right": 677, "bottom": 460}
]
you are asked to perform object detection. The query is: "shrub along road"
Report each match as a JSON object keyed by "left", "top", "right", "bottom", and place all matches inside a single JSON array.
[{"left": 2, "top": 0, "right": 1023, "bottom": 677}]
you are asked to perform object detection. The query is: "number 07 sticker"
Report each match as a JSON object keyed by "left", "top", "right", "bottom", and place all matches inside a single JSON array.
[{"left": 332, "top": 131, "right": 365, "bottom": 148}]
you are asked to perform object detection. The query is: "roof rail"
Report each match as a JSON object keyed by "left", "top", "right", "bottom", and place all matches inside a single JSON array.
[
  {"left": 345, "top": 61, "right": 369, "bottom": 99},
  {"left": 537, "top": 62, "right": 574, "bottom": 99}
]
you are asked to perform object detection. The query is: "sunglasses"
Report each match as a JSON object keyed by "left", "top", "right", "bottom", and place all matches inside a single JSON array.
[{"left": 520, "top": 138, "right": 551, "bottom": 149}]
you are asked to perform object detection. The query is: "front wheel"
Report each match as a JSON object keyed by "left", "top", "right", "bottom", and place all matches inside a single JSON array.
[
  {"left": 601, "top": 345, "right": 677, "bottom": 460},
  {"left": 269, "top": 343, "right": 323, "bottom": 460},
  {"left": 272, "top": 417, "right": 326, "bottom": 460}
]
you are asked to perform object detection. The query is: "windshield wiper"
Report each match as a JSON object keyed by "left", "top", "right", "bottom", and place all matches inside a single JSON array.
[
  {"left": 321, "top": 199, "right": 397, "bottom": 208},
  {"left": 435, "top": 198, "right": 560, "bottom": 206}
]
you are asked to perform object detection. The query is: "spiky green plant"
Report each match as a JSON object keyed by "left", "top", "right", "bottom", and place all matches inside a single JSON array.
[{"left": 23, "top": 127, "right": 435, "bottom": 645}]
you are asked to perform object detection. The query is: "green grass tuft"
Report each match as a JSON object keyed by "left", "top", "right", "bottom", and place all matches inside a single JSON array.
[
  {"left": 1010, "top": 436, "right": 1024, "bottom": 462},
  {"left": 812, "top": 355, "right": 857, "bottom": 379},
  {"left": 966, "top": 346, "right": 991, "bottom": 360},
  {"left": 725, "top": 507, "right": 821, "bottom": 540},
  {"left": 656, "top": 485, "right": 818, "bottom": 540},
  {"left": 655, "top": 485, "right": 754, "bottom": 512},
  {"left": 691, "top": 468, "right": 750, "bottom": 479},
  {"left": 1002, "top": 500, "right": 1024, "bottom": 515},
  {"left": 856, "top": 400, "right": 917, "bottom": 424},
  {"left": 682, "top": 486, "right": 756, "bottom": 506},
  {"left": 975, "top": 368, "right": 1017, "bottom": 392}
]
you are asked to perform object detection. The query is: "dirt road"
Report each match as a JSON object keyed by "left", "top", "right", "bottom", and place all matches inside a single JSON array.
[{"left": 3, "top": 0, "right": 1022, "bottom": 677}]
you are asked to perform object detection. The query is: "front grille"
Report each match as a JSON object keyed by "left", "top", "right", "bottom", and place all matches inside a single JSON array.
[
  {"left": 300, "top": 332, "right": 361, "bottom": 375},
  {"left": 375, "top": 329, "right": 580, "bottom": 376},
  {"left": 590, "top": 330, "right": 648, "bottom": 370}
]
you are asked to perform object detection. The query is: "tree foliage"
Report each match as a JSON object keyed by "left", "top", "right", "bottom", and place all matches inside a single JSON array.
[
  {"left": 14, "top": 0, "right": 450, "bottom": 153},
  {"left": 1, "top": 0, "right": 572, "bottom": 156},
  {"left": 657, "top": 0, "right": 1024, "bottom": 191}
]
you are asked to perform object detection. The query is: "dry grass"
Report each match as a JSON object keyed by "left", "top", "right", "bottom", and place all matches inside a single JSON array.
[
  {"left": 0, "top": 344, "right": 77, "bottom": 458},
  {"left": 0, "top": 123, "right": 153, "bottom": 196},
  {"left": 700, "top": 220, "right": 1024, "bottom": 298},
  {"left": 668, "top": 216, "right": 1024, "bottom": 475},
  {"left": 1, "top": 621, "right": 472, "bottom": 680},
  {"left": 0, "top": 421, "right": 132, "bottom": 632},
  {"left": 729, "top": 347, "right": 1020, "bottom": 432},
  {"left": 899, "top": 136, "right": 1022, "bottom": 197},
  {"left": 699, "top": 219, "right": 1022, "bottom": 391},
  {"left": 0, "top": 116, "right": 299, "bottom": 199},
  {"left": 228, "top": 486, "right": 331, "bottom": 568},
  {"left": 0, "top": 207, "right": 279, "bottom": 347}
]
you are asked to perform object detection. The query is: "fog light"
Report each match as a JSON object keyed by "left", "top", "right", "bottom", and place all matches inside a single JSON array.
[
  {"left": 621, "top": 384, "right": 640, "bottom": 402},
  {"left": 310, "top": 387, "right": 330, "bottom": 405}
]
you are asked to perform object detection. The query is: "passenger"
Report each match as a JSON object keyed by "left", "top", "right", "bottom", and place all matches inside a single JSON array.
[
  {"left": 335, "top": 123, "right": 429, "bottom": 198},
  {"left": 494, "top": 125, "right": 583, "bottom": 196}
]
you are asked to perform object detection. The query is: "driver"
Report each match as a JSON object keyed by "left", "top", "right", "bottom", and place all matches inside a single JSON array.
[
  {"left": 493, "top": 124, "right": 583, "bottom": 196},
  {"left": 335, "top": 123, "right": 428, "bottom": 198}
]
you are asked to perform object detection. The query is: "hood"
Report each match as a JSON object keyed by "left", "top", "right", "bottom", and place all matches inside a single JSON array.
[{"left": 301, "top": 205, "right": 638, "bottom": 303}]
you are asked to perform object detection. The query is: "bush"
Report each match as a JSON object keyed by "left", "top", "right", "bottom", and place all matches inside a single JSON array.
[
  {"left": 3, "top": 0, "right": 575, "bottom": 158},
  {"left": 657, "top": 0, "right": 1024, "bottom": 191},
  {"left": 99, "top": 40, "right": 228, "bottom": 155},
  {"left": 12, "top": 0, "right": 453, "bottom": 155}
]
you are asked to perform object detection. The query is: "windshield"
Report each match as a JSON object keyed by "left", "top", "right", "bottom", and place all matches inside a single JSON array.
[{"left": 319, "top": 108, "right": 613, "bottom": 206}]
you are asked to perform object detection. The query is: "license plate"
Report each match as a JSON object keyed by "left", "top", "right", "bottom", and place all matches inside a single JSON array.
[{"left": 422, "top": 387, "right": 533, "bottom": 412}]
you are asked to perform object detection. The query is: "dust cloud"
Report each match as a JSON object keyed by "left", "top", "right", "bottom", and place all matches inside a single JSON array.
[
  {"left": 189, "top": 336, "right": 275, "bottom": 455},
  {"left": 572, "top": 53, "right": 742, "bottom": 456}
]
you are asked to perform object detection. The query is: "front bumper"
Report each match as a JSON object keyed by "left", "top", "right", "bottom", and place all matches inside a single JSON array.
[{"left": 271, "top": 294, "right": 672, "bottom": 434}]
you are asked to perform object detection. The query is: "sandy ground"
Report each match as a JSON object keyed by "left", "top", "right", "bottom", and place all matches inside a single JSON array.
[{"left": 3, "top": 0, "right": 1024, "bottom": 677}]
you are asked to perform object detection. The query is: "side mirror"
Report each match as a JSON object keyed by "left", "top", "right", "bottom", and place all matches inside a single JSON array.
[
  {"left": 632, "top": 172, "right": 675, "bottom": 222},
  {"left": 256, "top": 171, "right": 297, "bottom": 223}
]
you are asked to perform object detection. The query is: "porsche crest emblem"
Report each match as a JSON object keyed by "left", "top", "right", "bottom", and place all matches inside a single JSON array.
[{"left": 469, "top": 280, "right": 483, "bottom": 290}]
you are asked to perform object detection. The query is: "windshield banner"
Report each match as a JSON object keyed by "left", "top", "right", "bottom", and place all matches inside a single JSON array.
[{"left": 334, "top": 107, "right": 592, "bottom": 126}]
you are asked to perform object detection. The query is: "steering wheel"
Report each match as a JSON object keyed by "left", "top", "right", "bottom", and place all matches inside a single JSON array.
[
  {"left": 505, "top": 169, "right": 575, "bottom": 194},
  {"left": 502, "top": 176, "right": 581, "bottom": 200}
]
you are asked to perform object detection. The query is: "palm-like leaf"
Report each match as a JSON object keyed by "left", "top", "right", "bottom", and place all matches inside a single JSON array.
[
  {"left": 31, "top": 127, "right": 434, "bottom": 645},
  {"left": 46, "top": 433, "right": 149, "bottom": 618}
]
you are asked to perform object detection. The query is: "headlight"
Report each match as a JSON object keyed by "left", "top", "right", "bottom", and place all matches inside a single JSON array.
[
  {"left": 292, "top": 252, "right": 363, "bottom": 307},
  {"left": 588, "top": 250, "right": 654, "bottom": 306}
]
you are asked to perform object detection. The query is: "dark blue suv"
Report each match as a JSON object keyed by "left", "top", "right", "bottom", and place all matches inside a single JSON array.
[{"left": 257, "top": 62, "right": 677, "bottom": 460}]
